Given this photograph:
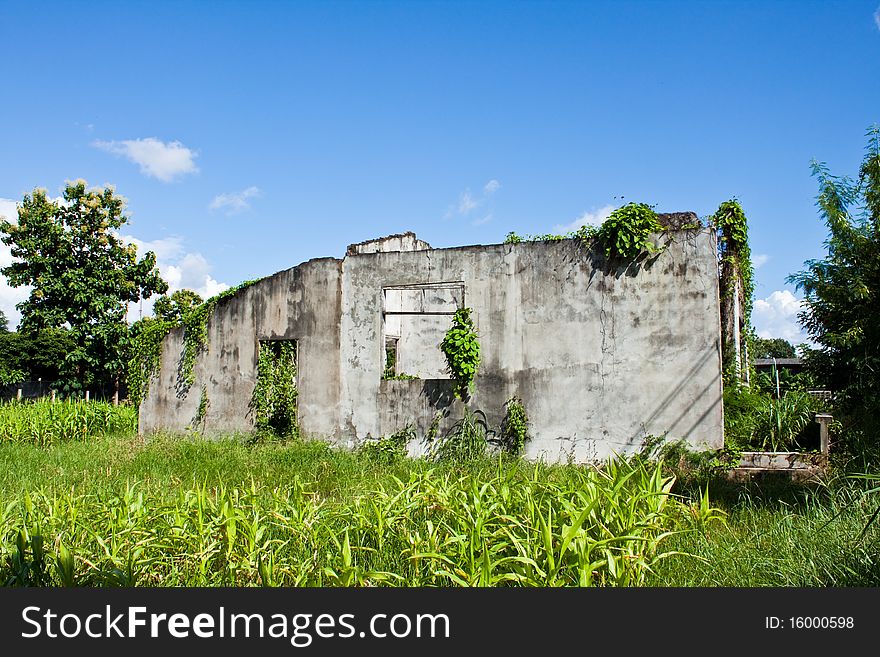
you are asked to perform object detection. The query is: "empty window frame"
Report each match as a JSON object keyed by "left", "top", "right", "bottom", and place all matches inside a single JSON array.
[
  {"left": 254, "top": 339, "right": 298, "bottom": 436},
  {"left": 382, "top": 282, "right": 464, "bottom": 379}
]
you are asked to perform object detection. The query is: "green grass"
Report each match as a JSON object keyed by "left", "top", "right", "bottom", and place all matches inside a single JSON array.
[
  {"left": 647, "top": 470, "right": 880, "bottom": 586},
  {"left": 1, "top": 421, "right": 878, "bottom": 587},
  {"left": 0, "top": 399, "right": 136, "bottom": 445},
  {"left": 0, "top": 433, "right": 693, "bottom": 586}
]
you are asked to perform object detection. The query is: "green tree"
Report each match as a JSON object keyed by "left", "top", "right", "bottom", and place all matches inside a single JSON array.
[
  {"left": 0, "top": 310, "right": 8, "bottom": 333},
  {"left": 0, "top": 181, "right": 168, "bottom": 395},
  {"left": 152, "top": 289, "right": 203, "bottom": 324},
  {"left": 0, "top": 328, "right": 75, "bottom": 384},
  {"left": 753, "top": 337, "right": 797, "bottom": 359},
  {"left": 788, "top": 126, "right": 880, "bottom": 449}
]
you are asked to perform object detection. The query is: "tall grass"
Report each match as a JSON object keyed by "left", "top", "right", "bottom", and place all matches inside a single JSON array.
[
  {"left": 0, "top": 399, "right": 137, "bottom": 445},
  {"left": 723, "top": 386, "right": 820, "bottom": 452},
  {"left": 0, "top": 435, "right": 695, "bottom": 587}
]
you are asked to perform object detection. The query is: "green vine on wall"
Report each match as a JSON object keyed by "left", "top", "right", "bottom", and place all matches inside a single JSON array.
[
  {"left": 192, "top": 385, "right": 209, "bottom": 431},
  {"left": 504, "top": 202, "right": 665, "bottom": 261},
  {"left": 713, "top": 200, "right": 754, "bottom": 321},
  {"left": 127, "top": 319, "right": 173, "bottom": 407},
  {"left": 712, "top": 199, "right": 754, "bottom": 383},
  {"left": 250, "top": 340, "right": 298, "bottom": 437},
  {"left": 440, "top": 307, "right": 481, "bottom": 399},
  {"left": 177, "top": 278, "right": 263, "bottom": 392},
  {"left": 128, "top": 278, "right": 264, "bottom": 407}
]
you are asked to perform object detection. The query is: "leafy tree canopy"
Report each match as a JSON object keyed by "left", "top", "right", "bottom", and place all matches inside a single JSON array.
[
  {"left": 153, "top": 289, "right": 204, "bottom": 324},
  {"left": 0, "top": 181, "right": 168, "bottom": 390},
  {"left": 753, "top": 337, "right": 797, "bottom": 360},
  {"left": 0, "top": 328, "right": 75, "bottom": 384},
  {"left": 788, "top": 126, "right": 880, "bottom": 444}
]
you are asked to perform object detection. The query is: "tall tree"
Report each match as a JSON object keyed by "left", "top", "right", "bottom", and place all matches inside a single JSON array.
[
  {"left": 753, "top": 337, "right": 797, "bottom": 359},
  {"left": 153, "top": 289, "right": 203, "bottom": 324},
  {"left": 788, "top": 126, "right": 880, "bottom": 446},
  {"left": 0, "top": 181, "right": 168, "bottom": 394}
]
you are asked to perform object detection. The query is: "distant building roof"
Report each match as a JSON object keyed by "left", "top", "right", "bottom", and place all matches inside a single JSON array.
[{"left": 755, "top": 358, "right": 803, "bottom": 367}]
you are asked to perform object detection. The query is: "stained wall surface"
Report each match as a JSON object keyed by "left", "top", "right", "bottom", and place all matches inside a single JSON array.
[{"left": 139, "top": 226, "right": 725, "bottom": 462}]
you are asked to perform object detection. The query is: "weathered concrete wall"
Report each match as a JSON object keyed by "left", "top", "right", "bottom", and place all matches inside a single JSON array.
[
  {"left": 340, "top": 228, "right": 723, "bottom": 461},
  {"left": 140, "top": 226, "right": 724, "bottom": 463},
  {"left": 139, "top": 257, "right": 343, "bottom": 438}
]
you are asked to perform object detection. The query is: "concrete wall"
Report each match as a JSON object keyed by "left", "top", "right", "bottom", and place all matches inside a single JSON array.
[
  {"left": 140, "top": 226, "right": 724, "bottom": 462},
  {"left": 139, "top": 257, "right": 343, "bottom": 439}
]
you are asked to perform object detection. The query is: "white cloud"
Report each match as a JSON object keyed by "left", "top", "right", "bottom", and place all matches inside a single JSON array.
[
  {"left": 447, "top": 179, "right": 502, "bottom": 219},
  {"left": 458, "top": 191, "right": 478, "bottom": 214},
  {"left": 753, "top": 289, "right": 809, "bottom": 345},
  {"left": 124, "top": 235, "right": 185, "bottom": 262},
  {"left": 0, "top": 198, "right": 30, "bottom": 329},
  {"left": 875, "top": 6, "right": 880, "bottom": 31},
  {"left": 209, "top": 186, "right": 261, "bottom": 214},
  {"left": 93, "top": 137, "right": 199, "bottom": 182},
  {"left": 553, "top": 204, "right": 616, "bottom": 234},
  {"left": 752, "top": 254, "right": 769, "bottom": 268}
]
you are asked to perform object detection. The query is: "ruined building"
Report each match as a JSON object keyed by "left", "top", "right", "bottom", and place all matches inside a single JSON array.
[{"left": 139, "top": 214, "right": 724, "bottom": 462}]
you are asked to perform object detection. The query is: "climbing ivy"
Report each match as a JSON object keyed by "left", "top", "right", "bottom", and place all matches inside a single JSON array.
[
  {"left": 177, "top": 278, "right": 263, "bottom": 391},
  {"left": 127, "top": 318, "right": 173, "bottom": 407},
  {"left": 127, "top": 278, "right": 264, "bottom": 406},
  {"left": 713, "top": 199, "right": 754, "bottom": 323},
  {"left": 712, "top": 199, "right": 754, "bottom": 382},
  {"left": 250, "top": 340, "right": 298, "bottom": 437},
  {"left": 192, "top": 385, "right": 209, "bottom": 431},
  {"left": 179, "top": 303, "right": 211, "bottom": 389},
  {"left": 440, "top": 307, "right": 481, "bottom": 399}
]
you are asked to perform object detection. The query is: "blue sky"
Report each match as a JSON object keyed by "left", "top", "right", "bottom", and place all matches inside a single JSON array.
[{"left": 1, "top": 0, "right": 879, "bottom": 343}]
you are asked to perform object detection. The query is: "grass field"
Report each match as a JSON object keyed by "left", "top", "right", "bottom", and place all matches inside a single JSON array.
[{"left": 0, "top": 401, "right": 878, "bottom": 586}]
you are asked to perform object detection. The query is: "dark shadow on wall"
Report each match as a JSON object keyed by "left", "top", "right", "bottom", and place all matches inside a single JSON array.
[
  {"left": 421, "top": 379, "right": 457, "bottom": 409},
  {"left": 627, "top": 346, "right": 722, "bottom": 445}
]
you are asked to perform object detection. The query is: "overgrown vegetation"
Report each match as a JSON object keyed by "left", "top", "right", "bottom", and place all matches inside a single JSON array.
[
  {"left": 427, "top": 408, "right": 490, "bottom": 462},
  {"left": 723, "top": 386, "right": 821, "bottom": 453},
  {"left": 440, "top": 307, "right": 481, "bottom": 399},
  {"left": 358, "top": 426, "right": 414, "bottom": 464},
  {"left": 0, "top": 433, "right": 694, "bottom": 587},
  {"left": 380, "top": 345, "right": 417, "bottom": 380},
  {"left": 504, "top": 202, "right": 666, "bottom": 261},
  {"left": 788, "top": 126, "right": 880, "bottom": 466},
  {"left": 647, "top": 466, "right": 880, "bottom": 586},
  {"left": 126, "top": 319, "right": 173, "bottom": 407},
  {"left": 127, "top": 279, "right": 263, "bottom": 406},
  {"left": 193, "top": 385, "right": 209, "bottom": 431},
  {"left": 1, "top": 431, "right": 877, "bottom": 587},
  {"left": 594, "top": 203, "right": 665, "bottom": 260},
  {"left": 497, "top": 396, "right": 530, "bottom": 456},
  {"left": 712, "top": 199, "right": 754, "bottom": 383},
  {"left": 250, "top": 340, "right": 298, "bottom": 439}
]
